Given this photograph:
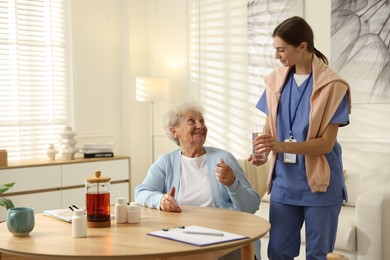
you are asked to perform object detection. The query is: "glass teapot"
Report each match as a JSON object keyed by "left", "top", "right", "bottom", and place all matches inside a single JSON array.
[{"left": 85, "top": 170, "right": 111, "bottom": 228}]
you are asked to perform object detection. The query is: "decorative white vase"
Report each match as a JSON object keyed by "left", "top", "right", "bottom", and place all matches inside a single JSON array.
[
  {"left": 60, "top": 126, "right": 76, "bottom": 139},
  {"left": 46, "top": 144, "right": 57, "bottom": 161},
  {"left": 61, "top": 146, "right": 73, "bottom": 160},
  {"left": 59, "top": 126, "right": 77, "bottom": 160}
]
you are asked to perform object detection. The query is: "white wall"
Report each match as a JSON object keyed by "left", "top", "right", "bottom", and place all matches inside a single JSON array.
[
  {"left": 304, "top": 0, "right": 390, "bottom": 175},
  {"left": 145, "top": 0, "right": 188, "bottom": 160},
  {"left": 69, "top": 0, "right": 143, "bottom": 201},
  {"left": 70, "top": 0, "right": 122, "bottom": 147},
  {"left": 124, "top": 0, "right": 188, "bottom": 199},
  {"left": 69, "top": 0, "right": 187, "bottom": 200},
  {"left": 70, "top": 0, "right": 390, "bottom": 201},
  {"left": 304, "top": 0, "right": 331, "bottom": 58}
]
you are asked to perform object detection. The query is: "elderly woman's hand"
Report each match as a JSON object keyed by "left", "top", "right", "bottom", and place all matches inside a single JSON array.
[
  {"left": 160, "top": 186, "right": 181, "bottom": 212},
  {"left": 215, "top": 159, "right": 236, "bottom": 186}
]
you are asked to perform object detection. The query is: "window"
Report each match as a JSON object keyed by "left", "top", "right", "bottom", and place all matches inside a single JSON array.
[
  {"left": 188, "top": 0, "right": 302, "bottom": 159},
  {"left": 0, "top": 0, "right": 67, "bottom": 162}
]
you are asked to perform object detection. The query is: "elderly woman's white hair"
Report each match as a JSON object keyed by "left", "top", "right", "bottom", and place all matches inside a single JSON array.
[{"left": 164, "top": 101, "right": 204, "bottom": 146}]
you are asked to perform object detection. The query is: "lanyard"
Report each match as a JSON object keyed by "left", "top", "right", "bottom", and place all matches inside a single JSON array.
[{"left": 288, "top": 72, "right": 312, "bottom": 139}]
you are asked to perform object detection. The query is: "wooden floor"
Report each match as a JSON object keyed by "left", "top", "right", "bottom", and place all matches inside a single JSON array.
[{"left": 327, "top": 253, "right": 349, "bottom": 260}]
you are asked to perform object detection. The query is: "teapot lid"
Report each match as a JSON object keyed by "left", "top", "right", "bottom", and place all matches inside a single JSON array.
[{"left": 86, "top": 170, "right": 111, "bottom": 183}]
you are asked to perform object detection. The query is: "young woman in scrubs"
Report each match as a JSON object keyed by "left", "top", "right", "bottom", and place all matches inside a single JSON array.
[{"left": 249, "top": 16, "right": 352, "bottom": 260}]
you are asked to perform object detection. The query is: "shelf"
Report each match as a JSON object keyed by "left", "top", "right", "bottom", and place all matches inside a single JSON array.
[{"left": 0, "top": 156, "right": 130, "bottom": 170}]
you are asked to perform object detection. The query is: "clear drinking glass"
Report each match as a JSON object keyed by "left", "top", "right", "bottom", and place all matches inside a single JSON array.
[{"left": 252, "top": 124, "right": 266, "bottom": 160}]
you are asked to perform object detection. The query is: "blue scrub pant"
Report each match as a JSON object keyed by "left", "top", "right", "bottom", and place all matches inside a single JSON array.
[{"left": 267, "top": 201, "right": 341, "bottom": 260}]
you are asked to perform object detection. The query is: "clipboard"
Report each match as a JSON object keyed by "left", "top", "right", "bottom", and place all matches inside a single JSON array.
[
  {"left": 43, "top": 208, "right": 74, "bottom": 223},
  {"left": 43, "top": 207, "right": 114, "bottom": 223},
  {"left": 148, "top": 225, "right": 248, "bottom": 246}
]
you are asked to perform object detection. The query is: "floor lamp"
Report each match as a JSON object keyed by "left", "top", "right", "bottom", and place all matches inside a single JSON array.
[{"left": 135, "top": 77, "right": 170, "bottom": 164}]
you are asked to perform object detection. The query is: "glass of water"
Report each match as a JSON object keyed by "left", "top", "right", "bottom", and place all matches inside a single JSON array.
[{"left": 252, "top": 124, "right": 266, "bottom": 160}]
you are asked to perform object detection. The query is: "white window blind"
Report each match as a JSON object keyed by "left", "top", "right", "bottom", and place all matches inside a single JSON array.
[
  {"left": 189, "top": 0, "right": 302, "bottom": 159},
  {"left": 0, "top": 0, "right": 67, "bottom": 162}
]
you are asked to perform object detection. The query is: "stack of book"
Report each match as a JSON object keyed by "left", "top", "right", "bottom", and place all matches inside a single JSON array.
[{"left": 80, "top": 143, "right": 114, "bottom": 158}]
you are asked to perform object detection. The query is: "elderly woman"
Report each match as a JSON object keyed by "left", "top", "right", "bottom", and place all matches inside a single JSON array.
[{"left": 135, "top": 102, "right": 261, "bottom": 260}]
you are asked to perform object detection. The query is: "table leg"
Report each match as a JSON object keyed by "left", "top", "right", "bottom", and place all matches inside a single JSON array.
[{"left": 241, "top": 242, "right": 254, "bottom": 260}]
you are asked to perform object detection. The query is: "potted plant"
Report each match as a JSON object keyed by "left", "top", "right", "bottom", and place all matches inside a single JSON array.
[{"left": 0, "top": 183, "right": 15, "bottom": 209}]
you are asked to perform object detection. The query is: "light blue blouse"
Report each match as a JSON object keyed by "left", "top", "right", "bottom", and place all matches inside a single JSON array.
[{"left": 135, "top": 146, "right": 261, "bottom": 213}]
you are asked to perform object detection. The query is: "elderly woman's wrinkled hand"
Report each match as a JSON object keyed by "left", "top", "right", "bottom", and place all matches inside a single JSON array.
[
  {"left": 215, "top": 159, "right": 236, "bottom": 186},
  {"left": 160, "top": 186, "right": 181, "bottom": 212}
]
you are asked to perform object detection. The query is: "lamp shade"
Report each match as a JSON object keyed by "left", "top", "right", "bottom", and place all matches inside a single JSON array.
[{"left": 135, "top": 77, "right": 170, "bottom": 102}]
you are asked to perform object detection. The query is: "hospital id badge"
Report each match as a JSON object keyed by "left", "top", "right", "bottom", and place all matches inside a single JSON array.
[{"left": 283, "top": 138, "right": 297, "bottom": 164}]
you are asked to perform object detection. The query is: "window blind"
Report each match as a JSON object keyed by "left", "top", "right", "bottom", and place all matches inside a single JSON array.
[
  {"left": 0, "top": 0, "right": 67, "bottom": 162},
  {"left": 189, "top": 0, "right": 302, "bottom": 159}
]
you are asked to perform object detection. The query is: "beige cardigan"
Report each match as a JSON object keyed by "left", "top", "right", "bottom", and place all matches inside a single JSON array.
[{"left": 265, "top": 55, "right": 352, "bottom": 193}]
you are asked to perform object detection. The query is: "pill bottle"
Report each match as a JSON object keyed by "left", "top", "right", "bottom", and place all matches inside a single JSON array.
[
  {"left": 115, "top": 197, "right": 128, "bottom": 224},
  {"left": 127, "top": 203, "right": 140, "bottom": 224},
  {"left": 72, "top": 209, "right": 87, "bottom": 238}
]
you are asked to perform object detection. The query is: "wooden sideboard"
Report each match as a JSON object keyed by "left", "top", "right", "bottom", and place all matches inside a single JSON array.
[{"left": 0, "top": 156, "right": 130, "bottom": 221}]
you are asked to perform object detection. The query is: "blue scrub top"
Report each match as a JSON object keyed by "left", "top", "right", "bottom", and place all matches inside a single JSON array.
[{"left": 256, "top": 69, "right": 349, "bottom": 207}]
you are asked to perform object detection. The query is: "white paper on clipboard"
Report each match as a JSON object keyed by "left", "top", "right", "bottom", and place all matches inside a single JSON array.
[{"left": 148, "top": 225, "right": 248, "bottom": 246}]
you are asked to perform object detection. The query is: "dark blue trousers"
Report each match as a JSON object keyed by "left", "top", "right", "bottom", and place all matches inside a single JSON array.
[{"left": 268, "top": 201, "right": 341, "bottom": 260}]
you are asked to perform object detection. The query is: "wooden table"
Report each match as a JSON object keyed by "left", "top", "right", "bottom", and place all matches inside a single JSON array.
[{"left": 0, "top": 206, "right": 270, "bottom": 260}]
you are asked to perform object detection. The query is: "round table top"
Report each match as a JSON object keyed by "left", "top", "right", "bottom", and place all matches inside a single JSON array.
[{"left": 0, "top": 205, "right": 270, "bottom": 259}]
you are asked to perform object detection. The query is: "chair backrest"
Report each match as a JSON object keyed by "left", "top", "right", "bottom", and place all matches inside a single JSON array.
[{"left": 237, "top": 159, "right": 268, "bottom": 198}]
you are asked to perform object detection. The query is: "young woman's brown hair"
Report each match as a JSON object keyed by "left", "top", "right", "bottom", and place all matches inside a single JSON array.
[{"left": 272, "top": 16, "right": 329, "bottom": 64}]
